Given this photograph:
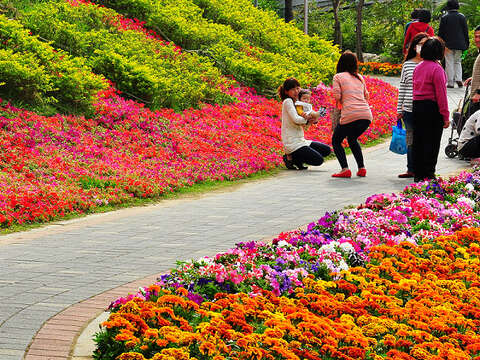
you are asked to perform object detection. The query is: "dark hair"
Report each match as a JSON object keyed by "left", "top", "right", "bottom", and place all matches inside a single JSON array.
[
  {"left": 405, "top": 32, "right": 429, "bottom": 61},
  {"left": 411, "top": 9, "right": 420, "bottom": 19},
  {"left": 475, "top": 25, "right": 480, "bottom": 32},
  {"left": 336, "top": 51, "right": 361, "bottom": 81},
  {"left": 420, "top": 37, "right": 445, "bottom": 61},
  {"left": 417, "top": 9, "right": 431, "bottom": 23},
  {"left": 298, "top": 89, "right": 311, "bottom": 101},
  {"left": 446, "top": 0, "right": 459, "bottom": 10},
  {"left": 278, "top": 78, "right": 300, "bottom": 101}
]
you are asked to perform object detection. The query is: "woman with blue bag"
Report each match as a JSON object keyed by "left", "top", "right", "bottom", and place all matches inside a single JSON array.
[{"left": 396, "top": 32, "right": 429, "bottom": 178}]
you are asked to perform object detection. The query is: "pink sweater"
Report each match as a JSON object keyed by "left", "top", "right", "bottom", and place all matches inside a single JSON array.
[
  {"left": 332, "top": 72, "right": 372, "bottom": 125},
  {"left": 413, "top": 60, "right": 449, "bottom": 123}
]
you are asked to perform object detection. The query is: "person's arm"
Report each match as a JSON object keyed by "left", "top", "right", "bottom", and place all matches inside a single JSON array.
[
  {"left": 396, "top": 64, "right": 408, "bottom": 114},
  {"left": 403, "top": 27, "right": 412, "bottom": 54},
  {"left": 437, "top": 17, "right": 445, "bottom": 41},
  {"left": 463, "top": 17, "right": 469, "bottom": 50},
  {"left": 432, "top": 66, "right": 450, "bottom": 127},
  {"left": 332, "top": 75, "right": 342, "bottom": 102},
  {"left": 284, "top": 98, "right": 308, "bottom": 125}
]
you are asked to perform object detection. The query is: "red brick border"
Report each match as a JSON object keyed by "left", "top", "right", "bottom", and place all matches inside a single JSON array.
[{"left": 24, "top": 274, "right": 160, "bottom": 360}]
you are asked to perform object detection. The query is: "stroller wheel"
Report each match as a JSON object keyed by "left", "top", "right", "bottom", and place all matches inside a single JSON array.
[{"left": 445, "top": 144, "right": 458, "bottom": 158}]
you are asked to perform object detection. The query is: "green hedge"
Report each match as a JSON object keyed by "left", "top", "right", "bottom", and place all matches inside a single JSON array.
[
  {"left": 92, "top": 0, "right": 339, "bottom": 94},
  {"left": 0, "top": 14, "right": 106, "bottom": 114},
  {"left": 19, "top": 1, "right": 233, "bottom": 110}
]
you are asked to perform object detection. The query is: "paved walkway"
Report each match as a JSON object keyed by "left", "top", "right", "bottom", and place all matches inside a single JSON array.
[{"left": 0, "top": 77, "right": 468, "bottom": 359}]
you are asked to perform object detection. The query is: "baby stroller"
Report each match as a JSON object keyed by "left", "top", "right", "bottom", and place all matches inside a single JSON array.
[{"left": 445, "top": 81, "right": 473, "bottom": 158}]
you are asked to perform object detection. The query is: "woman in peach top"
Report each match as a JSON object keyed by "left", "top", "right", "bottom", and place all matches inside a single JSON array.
[{"left": 331, "top": 51, "right": 373, "bottom": 178}]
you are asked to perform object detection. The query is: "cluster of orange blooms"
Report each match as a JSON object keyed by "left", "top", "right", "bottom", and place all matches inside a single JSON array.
[
  {"left": 359, "top": 62, "right": 402, "bottom": 77},
  {"left": 97, "top": 227, "right": 480, "bottom": 360}
]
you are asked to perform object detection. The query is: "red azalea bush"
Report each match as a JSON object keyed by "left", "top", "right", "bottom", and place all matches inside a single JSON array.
[{"left": 0, "top": 77, "right": 397, "bottom": 228}]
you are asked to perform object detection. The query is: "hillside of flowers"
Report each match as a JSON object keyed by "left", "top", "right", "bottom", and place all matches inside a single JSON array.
[
  {"left": 0, "top": 77, "right": 396, "bottom": 228},
  {"left": 0, "top": 0, "right": 397, "bottom": 229},
  {"left": 94, "top": 170, "right": 480, "bottom": 359}
]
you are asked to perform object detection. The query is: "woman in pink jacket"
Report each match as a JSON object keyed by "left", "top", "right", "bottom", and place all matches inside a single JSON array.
[
  {"left": 331, "top": 51, "right": 372, "bottom": 178},
  {"left": 412, "top": 37, "right": 450, "bottom": 182}
]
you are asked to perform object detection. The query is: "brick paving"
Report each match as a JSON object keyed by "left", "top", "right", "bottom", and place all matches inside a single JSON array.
[{"left": 0, "top": 77, "right": 468, "bottom": 359}]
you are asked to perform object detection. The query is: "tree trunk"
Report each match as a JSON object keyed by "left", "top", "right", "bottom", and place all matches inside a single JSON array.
[
  {"left": 331, "top": 0, "right": 342, "bottom": 48},
  {"left": 285, "top": 0, "right": 293, "bottom": 22},
  {"left": 355, "top": 0, "right": 364, "bottom": 62}
]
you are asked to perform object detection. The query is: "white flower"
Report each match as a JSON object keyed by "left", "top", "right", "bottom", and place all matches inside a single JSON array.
[
  {"left": 338, "top": 260, "right": 349, "bottom": 272},
  {"left": 277, "top": 240, "right": 290, "bottom": 248},
  {"left": 457, "top": 196, "right": 475, "bottom": 207},
  {"left": 465, "top": 183, "right": 474, "bottom": 192},
  {"left": 339, "top": 242, "right": 355, "bottom": 253}
]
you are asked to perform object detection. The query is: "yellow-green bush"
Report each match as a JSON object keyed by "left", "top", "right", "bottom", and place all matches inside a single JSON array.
[
  {"left": 0, "top": 14, "right": 106, "bottom": 113},
  {"left": 93, "top": 0, "right": 339, "bottom": 93},
  {"left": 19, "top": 1, "right": 233, "bottom": 110}
]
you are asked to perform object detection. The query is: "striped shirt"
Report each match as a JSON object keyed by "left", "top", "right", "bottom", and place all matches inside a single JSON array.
[
  {"left": 332, "top": 72, "right": 372, "bottom": 125},
  {"left": 397, "top": 60, "right": 420, "bottom": 114}
]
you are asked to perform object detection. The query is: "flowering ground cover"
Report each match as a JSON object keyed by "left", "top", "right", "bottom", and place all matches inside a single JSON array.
[
  {"left": 0, "top": 77, "right": 396, "bottom": 229},
  {"left": 359, "top": 62, "right": 402, "bottom": 77},
  {"left": 97, "top": 229, "right": 480, "bottom": 360},
  {"left": 94, "top": 171, "right": 480, "bottom": 359}
]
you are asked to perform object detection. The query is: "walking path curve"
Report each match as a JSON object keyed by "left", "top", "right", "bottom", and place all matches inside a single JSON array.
[{"left": 0, "top": 77, "right": 468, "bottom": 359}]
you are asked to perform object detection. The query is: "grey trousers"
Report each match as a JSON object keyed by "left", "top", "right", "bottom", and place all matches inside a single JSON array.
[{"left": 445, "top": 49, "right": 463, "bottom": 86}]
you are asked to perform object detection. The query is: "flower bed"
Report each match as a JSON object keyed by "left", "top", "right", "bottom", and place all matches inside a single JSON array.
[
  {"left": 97, "top": 229, "right": 480, "bottom": 360},
  {"left": 359, "top": 62, "right": 402, "bottom": 77},
  {"left": 94, "top": 171, "right": 480, "bottom": 359},
  {"left": 0, "top": 77, "right": 396, "bottom": 228}
]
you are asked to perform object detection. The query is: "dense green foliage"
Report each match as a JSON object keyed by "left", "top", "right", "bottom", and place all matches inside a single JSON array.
[
  {"left": 92, "top": 0, "right": 339, "bottom": 94},
  {"left": 17, "top": 0, "right": 233, "bottom": 111},
  {"left": 0, "top": 13, "right": 106, "bottom": 114}
]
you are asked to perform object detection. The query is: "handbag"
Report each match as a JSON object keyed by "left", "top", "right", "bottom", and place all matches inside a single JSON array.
[{"left": 389, "top": 119, "right": 407, "bottom": 155}]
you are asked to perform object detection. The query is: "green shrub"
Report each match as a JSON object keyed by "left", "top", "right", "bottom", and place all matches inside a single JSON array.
[
  {"left": 92, "top": 0, "right": 339, "bottom": 93},
  {"left": 0, "top": 14, "right": 106, "bottom": 114},
  {"left": 463, "top": 30, "right": 479, "bottom": 79},
  {"left": 19, "top": 0, "right": 233, "bottom": 110},
  {"left": 0, "top": 48, "right": 55, "bottom": 103}
]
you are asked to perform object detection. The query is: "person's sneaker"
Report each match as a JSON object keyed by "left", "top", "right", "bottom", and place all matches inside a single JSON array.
[
  {"left": 282, "top": 155, "right": 296, "bottom": 170},
  {"left": 295, "top": 164, "right": 308, "bottom": 170},
  {"left": 356, "top": 168, "right": 367, "bottom": 177},
  {"left": 471, "top": 157, "right": 480, "bottom": 167},
  {"left": 447, "top": 85, "right": 454, "bottom": 88},
  {"left": 332, "top": 169, "right": 352, "bottom": 178},
  {"left": 398, "top": 171, "right": 414, "bottom": 178},
  {"left": 456, "top": 81, "right": 463, "bottom": 88}
]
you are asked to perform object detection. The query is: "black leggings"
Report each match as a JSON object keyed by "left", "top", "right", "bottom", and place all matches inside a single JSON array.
[
  {"left": 412, "top": 100, "right": 444, "bottom": 180},
  {"left": 459, "top": 135, "right": 480, "bottom": 159},
  {"left": 291, "top": 141, "right": 331, "bottom": 167},
  {"left": 332, "top": 119, "right": 370, "bottom": 169}
]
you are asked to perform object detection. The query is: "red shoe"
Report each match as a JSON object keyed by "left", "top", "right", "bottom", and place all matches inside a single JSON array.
[
  {"left": 357, "top": 168, "right": 367, "bottom": 177},
  {"left": 332, "top": 169, "right": 351, "bottom": 178}
]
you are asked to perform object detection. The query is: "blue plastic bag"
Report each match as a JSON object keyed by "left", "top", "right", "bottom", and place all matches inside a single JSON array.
[{"left": 389, "top": 119, "right": 407, "bottom": 155}]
